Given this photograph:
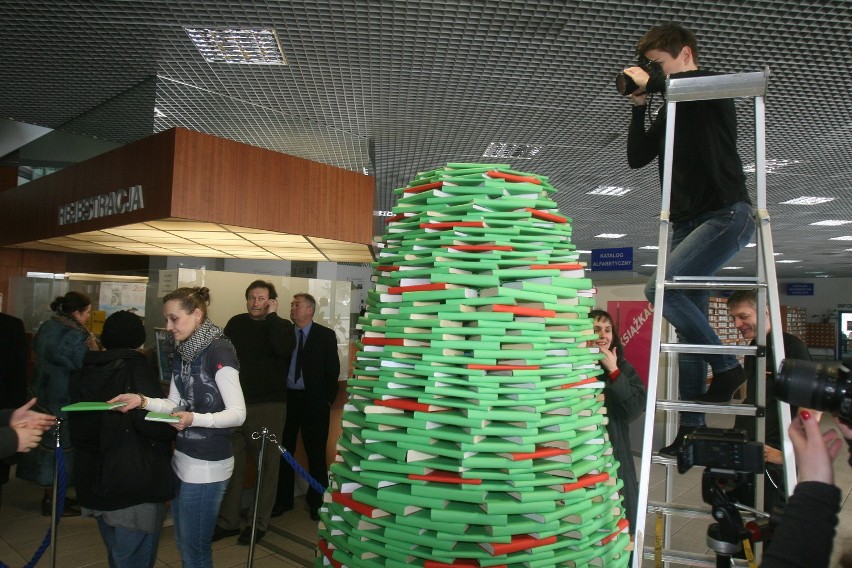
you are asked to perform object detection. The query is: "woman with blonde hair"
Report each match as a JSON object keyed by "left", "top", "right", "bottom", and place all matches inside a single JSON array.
[{"left": 112, "top": 287, "right": 245, "bottom": 568}]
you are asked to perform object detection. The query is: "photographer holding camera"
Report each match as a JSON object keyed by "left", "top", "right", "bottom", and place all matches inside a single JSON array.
[
  {"left": 623, "top": 23, "right": 755, "bottom": 455},
  {"left": 761, "top": 411, "right": 850, "bottom": 567}
]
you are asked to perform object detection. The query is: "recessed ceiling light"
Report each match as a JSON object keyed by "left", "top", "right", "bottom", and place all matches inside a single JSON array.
[
  {"left": 742, "top": 158, "right": 801, "bottom": 173},
  {"left": 722, "top": 266, "right": 743, "bottom": 270},
  {"left": 576, "top": 250, "right": 592, "bottom": 254},
  {"left": 594, "top": 233, "right": 626, "bottom": 239},
  {"left": 780, "top": 196, "right": 835, "bottom": 205},
  {"left": 640, "top": 245, "right": 659, "bottom": 250},
  {"left": 776, "top": 259, "right": 801, "bottom": 263},
  {"left": 482, "top": 142, "right": 541, "bottom": 160},
  {"left": 587, "top": 186, "right": 632, "bottom": 197},
  {"left": 810, "top": 220, "right": 852, "bottom": 226},
  {"left": 745, "top": 242, "right": 756, "bottom": 247},
  {"left": 185, "top": 28, "right": 287, "bottom": 65},
  {"left": 641, "top": 263, "right": 657, "bottom": 267},
  {"left": 830, "top": 236, "right": 852, "bottom": 241}
]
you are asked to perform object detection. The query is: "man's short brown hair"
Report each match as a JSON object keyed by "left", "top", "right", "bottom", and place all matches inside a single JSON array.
[{"left": 636, "top": 22, "right": 699, "bottom": 64}]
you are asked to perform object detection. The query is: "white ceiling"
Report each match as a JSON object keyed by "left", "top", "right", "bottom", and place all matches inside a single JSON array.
[{"left": 1, "top": 0, "right": 850, "bottom": 277}]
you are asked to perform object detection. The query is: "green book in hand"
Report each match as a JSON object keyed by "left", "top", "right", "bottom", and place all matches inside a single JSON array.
[
  {"left": 144, "top": 412, "right": 180, "bottom": 423},
  {"left": 61, "top": 401, "right": 127, "bottom": 412}
]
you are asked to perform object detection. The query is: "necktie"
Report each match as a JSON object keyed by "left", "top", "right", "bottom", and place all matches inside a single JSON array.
[{"left": 295, "top": 329, "right": 304, "bottom": 383}]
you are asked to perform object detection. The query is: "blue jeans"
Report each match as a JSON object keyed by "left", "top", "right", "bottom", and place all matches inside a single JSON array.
[
  {"left": 96, "top": 516, "right": 161, "bottom": 568},
  {"left": 172, "top": 478, "right": 228, "bottom": 568},
  {"left": 644, "top": 201, "right": 755, "bottom": 426}
]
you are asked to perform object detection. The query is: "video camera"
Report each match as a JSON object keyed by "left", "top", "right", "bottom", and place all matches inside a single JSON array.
[
  {"left": 776, "top": 359, "right": 852, "bottom": 423},
  {"left": 614, "top": 56, "right": 664, "bottom": 96},
  {"left": 677, "top": 427, "right": 765, "bottom": 475}
]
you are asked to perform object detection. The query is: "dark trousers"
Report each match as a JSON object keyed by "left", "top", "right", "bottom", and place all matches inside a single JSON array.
[{"left": 275, "top": 389, "right": 330, "bottom": 512}]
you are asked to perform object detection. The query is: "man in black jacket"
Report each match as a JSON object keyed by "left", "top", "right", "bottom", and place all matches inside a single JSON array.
[
  {"left": 623, "top": 23, "right": 755, "bottom": 455},
  {"left": 215, "top": 281, "right": 294, "bottom": 545},
  {"left": 273, "top": 293, "right": 340, "bottom": 521}
]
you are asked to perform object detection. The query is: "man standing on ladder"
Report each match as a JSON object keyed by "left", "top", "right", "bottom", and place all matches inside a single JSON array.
[{"left": 623, "top": 22, "right": 756, "bottom": 454}]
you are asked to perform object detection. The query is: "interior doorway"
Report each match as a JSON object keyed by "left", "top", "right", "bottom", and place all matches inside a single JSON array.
[{"left": 838, "top": 310, "right": 852, "bottom": 360}]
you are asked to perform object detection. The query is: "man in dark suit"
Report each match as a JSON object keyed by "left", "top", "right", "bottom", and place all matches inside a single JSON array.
[
  {"left": 0, "top": 312, "right": 29, "bottom": 507},
  {"left": 272, "top": 293, "right": 340, "bottom": 521}
]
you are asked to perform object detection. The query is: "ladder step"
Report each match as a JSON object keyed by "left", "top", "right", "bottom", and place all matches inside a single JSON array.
[
  {"left": 642, "top": 546, "right": 754, "bottom": 567},
  {"left": 665, "top": 276, "right": 765, "bottom": 290},
  {"left": 666, "top": 68, "right": 769, "bottom": 102},
  {"left": 647, "top": 501, "right": 711, "bottom": 519},
  {"left": 656, "top": 399, "right": 764, "bottom": 416},
  {"left": 652, "top": 454, "right": 677, "bottom": 467},
  {"left": 661, "top": 343, "right": 758, "bottom": 357}
]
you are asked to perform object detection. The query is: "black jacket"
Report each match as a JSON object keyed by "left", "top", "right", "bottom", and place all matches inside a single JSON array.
[{"left": 69, "top": 349, "right": 176, "bottom": 511}]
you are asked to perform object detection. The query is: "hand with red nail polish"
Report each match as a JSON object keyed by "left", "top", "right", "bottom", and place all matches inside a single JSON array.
[{"left": 788, "top": 412, "right": 843, "bottom": 485}]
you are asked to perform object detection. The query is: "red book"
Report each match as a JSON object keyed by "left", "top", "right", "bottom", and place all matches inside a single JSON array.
[
  {"left": 404, "top": 181, "right": 443, "bottom": 193},
  {"left": 481, "top": 534, "right": 557, "bottom": 556},
  {"left": 443, "top": 245, "right": 514, "bottom": 252},
  {"left": 509, "top": 446, "right": 572, "bottom": 461},
  {"left": 525, "top": 208, "right": 567, "bottom": 223},
  {"left": 560, "top": 472, "right": 610, "bottom": 493},
  {"left": 332, "top": 492, "right": 381, "bottom": 518},
  {"left": 467, "top": 364, "right": 541, "bottom": 371},
  {"left": 491, "top": 305, "right": 556, "bottom": 318},
  {"left": 558, "top": 377, "right": 601, "bottom": 389},
  {"left": 375, "top": 265, "right": 401, "bottom": 272},
  {"left": 485, "top": 170, "right": 542, "bottom": 185},
  {"left": 408, "top": 471, "right": 483, "bottom": 485},
  {"left": 387, "top": 283, "right": 447, "bottom": 294},
  {"left": 419, "top": 221, "right": 486, "bottom": 230},
  {"left": 373, "top": 399, "right": 449, "bottom": 412},
  {"left": 317, "top": 540, "right": 343, "bottom": 568},
  {"left": 599, "top": 517, "right": 630, "bottom": 545},
  {"left": 384, "top": 213, "right": 409, "bottom": 223},
  {"left": 361, "top": 337, "right": 404, "bottom": 346}
]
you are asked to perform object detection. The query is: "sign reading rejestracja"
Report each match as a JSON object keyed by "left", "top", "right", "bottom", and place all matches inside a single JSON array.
[{"left": 58, "top": 185, "right": 145, "bottom": 226}]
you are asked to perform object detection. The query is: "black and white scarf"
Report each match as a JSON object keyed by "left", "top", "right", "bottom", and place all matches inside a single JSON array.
[{"left": 175, "top": 318, "right": 224, "bottom": 387}]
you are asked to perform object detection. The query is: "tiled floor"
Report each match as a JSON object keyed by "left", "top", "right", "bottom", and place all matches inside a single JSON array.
[{"left": 2, "top": 416, "right": 850, "bottom": 568}]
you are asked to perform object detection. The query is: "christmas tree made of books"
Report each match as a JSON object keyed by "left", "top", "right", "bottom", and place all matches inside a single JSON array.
[{"left": 315, "top": 163, "right": 632, "bottom": 567}]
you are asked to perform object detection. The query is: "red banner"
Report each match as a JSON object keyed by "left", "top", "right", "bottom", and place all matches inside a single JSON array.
[{"left": 607, "top": 300, "right": 654, "bottom": 388}]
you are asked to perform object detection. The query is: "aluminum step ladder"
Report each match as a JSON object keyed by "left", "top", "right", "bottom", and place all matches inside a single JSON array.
[{"left": 631, "top": 68, "right": 797, "bottom": 567}]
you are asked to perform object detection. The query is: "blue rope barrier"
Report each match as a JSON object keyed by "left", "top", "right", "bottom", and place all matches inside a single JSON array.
[{"left": 272, "top": 438, "right": 327, "bottom": 494}]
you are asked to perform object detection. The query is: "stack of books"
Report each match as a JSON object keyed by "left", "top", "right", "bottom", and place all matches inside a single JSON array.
[{"left": 316, "top": 164, "right": 631, "bottom": 567}]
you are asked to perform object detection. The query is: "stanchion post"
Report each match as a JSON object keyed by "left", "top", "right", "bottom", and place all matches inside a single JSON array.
[
  {"left": 247, "top": 427, "right": 269, "bottom": 568},
  {"left": 50, "top": 418, "right": 63, "bottom": 568}
]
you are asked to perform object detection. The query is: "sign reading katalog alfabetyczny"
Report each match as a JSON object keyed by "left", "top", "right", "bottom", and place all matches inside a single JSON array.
[
  {"left": 58, "top": 184, "right": 145, "bottom": 226},
  {"left": 591, "top": 247, "right": 633, "bottom": 271}
]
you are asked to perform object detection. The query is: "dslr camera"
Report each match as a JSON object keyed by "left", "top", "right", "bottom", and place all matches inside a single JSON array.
[
  {"left": 615, "top": 55, "right": 664, "bottom": 96},
  {"left": 776, "top": 358, "right": 852, "bottom": 422},
  {"left": 676, "top": 427, "right": 765, "bottom": 475}
]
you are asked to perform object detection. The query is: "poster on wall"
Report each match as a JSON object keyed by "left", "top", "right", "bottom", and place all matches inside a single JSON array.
[
  {"left": 154, "top": 329, "right": 174, "bottom": 384},
  {"left": 607, "top": 300, "right": 654, "bottom": 388},
  {"left": 99, "top": 282, "right": 147, "bottom": 317}
]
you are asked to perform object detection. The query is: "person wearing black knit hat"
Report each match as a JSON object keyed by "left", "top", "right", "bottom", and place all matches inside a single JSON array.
[{"left": 69, "top": 310, "right": 176, "bottom": 568}]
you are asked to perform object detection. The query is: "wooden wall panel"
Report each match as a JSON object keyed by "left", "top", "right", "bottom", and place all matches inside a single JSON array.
[
  {"left": 0, "top": 131, "right": 176, "bottom": 246},
  {"left": 170, "top": 129, "right": 374, "bottom": 245}
]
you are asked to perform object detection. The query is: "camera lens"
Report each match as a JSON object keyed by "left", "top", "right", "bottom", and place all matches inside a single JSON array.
[
  {"left": 776, "top": 359, "right": 851, "bottom": 419},
  {"left": 615, "top": 72, "right": 638, "bottom": 96}
]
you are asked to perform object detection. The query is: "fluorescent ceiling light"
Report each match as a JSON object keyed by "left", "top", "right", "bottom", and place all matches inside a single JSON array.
[
  {"left": 780, "top": 196, "right": 835, "bottom": 205},
  {"left": 810, "top": 220, "right": 852, "bottom": 226},
  {"left": 776, "top": 259, "right": 801, "bottom": 263},
  {"left": 742, "top": 158, "right": 801, "bottom": 173},
  {"left": 722, "top": 266, "right": 743, "bottom": 270},
  {"left": 641, "top": 263, "right": 657, "bottom": 267},
  {"left": 482, "top": 142, "right": 541, "bottom": 160},
  {"left": 745, "top": 242, "right": 756, "bottom": 247},
  {"left": 640, "top": 245, "right": 658, "bottom": 250},
  {"left": 576, "top": 250, "right": 592, "bottom": 254},
  {"left": 587, "top": 186, "right": 632, "bottom": 197},
  {"left": 594, "top": 233, "right": 626, "bottom": 239},
  {"left": 830, "top": 236, "right": 852, "bottom": 241},
  {"left": 185, "top": 28, "right": 287, "bottom": 65}
]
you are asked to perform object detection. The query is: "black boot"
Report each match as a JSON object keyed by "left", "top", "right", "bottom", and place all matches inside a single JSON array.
[
  {"left": 658, "top": 425, "right": 696, "bottom": 457},
  {"left": 692, "top": 365, "right": 747, "bottom": 404}
]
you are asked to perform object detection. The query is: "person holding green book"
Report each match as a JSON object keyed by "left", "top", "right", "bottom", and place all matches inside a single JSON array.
[
  {"left": 591, "top": 309, "right": 646, "bottom": 535},
  {"left": 111, "top": 287, "right": 246, "bottom": 568}
]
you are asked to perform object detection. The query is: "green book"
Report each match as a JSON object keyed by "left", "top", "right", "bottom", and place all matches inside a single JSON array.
[
  {"left": 144, "top": 412, "right": 179, "bottom": 423},
  {"left": 61, "top": 401, "right": 127, "bottom": 412}
]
